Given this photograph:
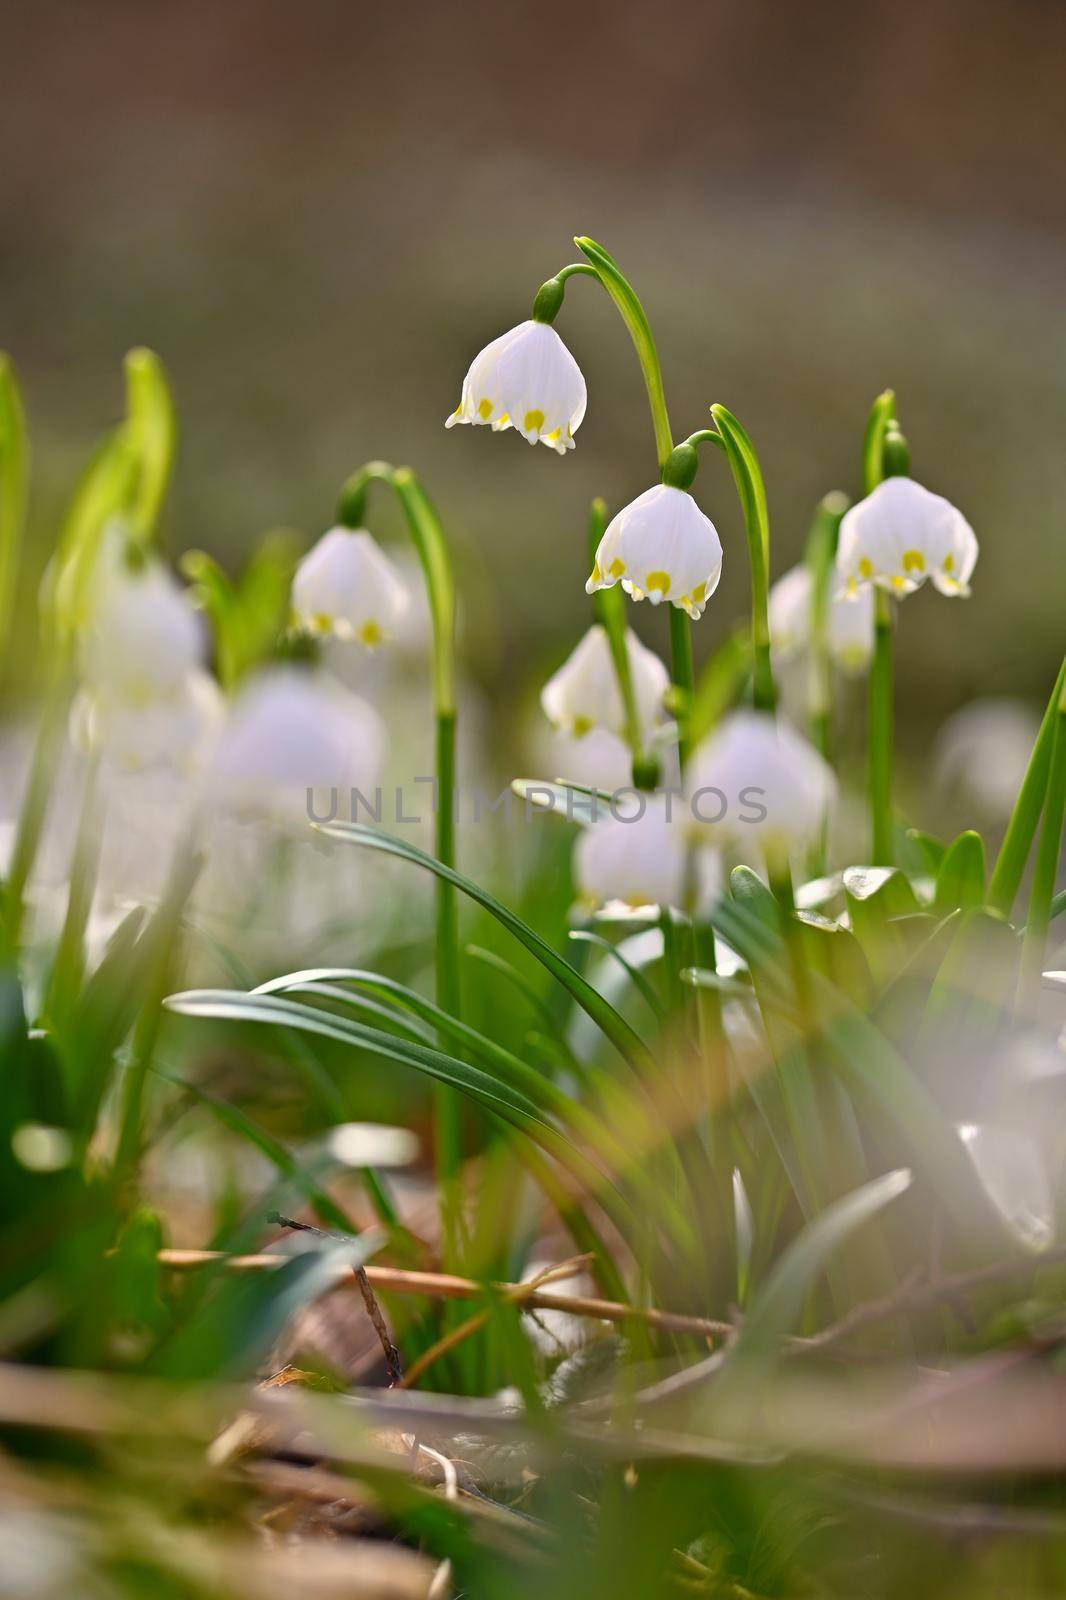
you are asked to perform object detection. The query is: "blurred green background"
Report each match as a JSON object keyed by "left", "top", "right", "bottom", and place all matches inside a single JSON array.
[{"left": 4, "top": 0, "right": 1064, "bottom": 762}]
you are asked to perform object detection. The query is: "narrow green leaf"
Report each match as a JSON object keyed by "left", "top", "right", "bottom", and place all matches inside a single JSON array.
[
  {"left": 315, "top": 823, "right": 656, "bottom": 1081},
  {"left": 934, "top": 830, "right": 986, "bottom": 916},
  {"left": 730, "top": 1169, "right": 911, "bottom": 1367}
]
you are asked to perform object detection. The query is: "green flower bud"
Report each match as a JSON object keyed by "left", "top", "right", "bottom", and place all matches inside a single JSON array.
[
  {"left": 660, "top": 443, "right": 699, "bottom": 492},
  {"left": 531, "top": 276, "right": 566, "bottom": 325}
]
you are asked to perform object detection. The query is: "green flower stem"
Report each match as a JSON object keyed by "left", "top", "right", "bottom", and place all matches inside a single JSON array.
[
  {"left": 0, "top": 356, "right": 28, "bottom": 674},
  {"left": 45, "top": 749, "right": 104, "bottom": 1032},
  {"left": 115, "top": 831, "right": 204, "bottom": 1184},
  {"left": 989, "top": 652, "right": 1066, "bottom": 914},
  {"left": 804, "top": 494, "right": 847, "bottom": 877},
  {"left": 1018, "top": 679, "right": 1066, "bottom": 1011},
  {"left": 337, "top": 461, "right": 462, "bottom": 1251},
  {"left": 2, "top": 646, "right": 73, "bottom": 961},
  {"left": 869, "top": 587, "right": 895, "bottom": 866},
  {"left": 571, "top": 237, "right": 698, "bottom": 768},
  {"left": 708, "top": 405, "right": 776, "bottom": 714},
  {"left": 586, "top": 497, "right": 654, "bottom": 788},
  {"left": 862, "top": 390, "right": 900, "bottom": 865}
]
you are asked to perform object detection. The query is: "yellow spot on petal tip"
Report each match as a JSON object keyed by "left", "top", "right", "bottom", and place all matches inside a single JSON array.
[
  {"left": 571, "top": 714, "right": 592, "bottom": 738},
  {"left": 902, "top": 549, "right": 925, "bottom": 574},
  {"left": 477, "top": 397, "right": 493, "bottom": 420},
  {"left": 523, "top": 408, "right": 545, "bottom": 434},
  {"left": 359, "top": 621, "right": 383, "bottom": 647},
  {"left": 609, "top": 558, "right": 625, "bottom": 579},
  {"left": 858, "top": 557, "right": 875, "bottom": 580},
  {"left": 645, "top": 570, "right": 671, "bottom": 596}
]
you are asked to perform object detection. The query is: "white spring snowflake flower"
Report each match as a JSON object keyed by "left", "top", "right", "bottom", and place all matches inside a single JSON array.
[
  {"left": 445, "top": 320, "right": 586, "bottom": 454},
  {"left": 540, "top": 624, "right": 669, "bottom": 741},
  {"left": 688, "top": 710, "right": 836, "bottom": 856},
  {"left": 769, "top": 563, "right": 875, "bottom": 673},
  {"left": 80, "top": 556, "right": 203, "bottom": 703},
  {"left": 575, "top": 794, "right": 688, "bottom": 911},
  {"left": 207, "top": 667, "right": 385, "bottom": 807},
  {"left": 292, "top": 527, "right": 410, "bottom": 647},
  {"left": 836, "top": 477, "right": 978, "bottom": 599},
  {"left": 586, "top": 484, "right": 723, "bottom": 620},
  {"left": 71, "top": 669, "right": 225, "bottom": 777}
]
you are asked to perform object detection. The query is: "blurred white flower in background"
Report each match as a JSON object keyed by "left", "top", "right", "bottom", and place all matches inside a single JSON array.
[
  {"left": 80, "top": 550, "right": 204, "bottom": 700},
  {"left": 540, "top": 623, "right": 669, "bottom": 741},
  {"left": 769, "top": 562, "right": 875, "bottom": 673},
  {"left": 206, "top": 664, "right": 385, "bottom": 821},
  {"left": 688, "top": 710, "right": 836, "bottom": 857},
  {"left": 71, "top": 669, "right": 224, "bottom": 778},
  {"left": 836, "top": 476, "right": 978, "bottom": 598},
  {"left": 526, "top": 722, "right": 638, "bottom": 795},
  {"left": 935, "top": 697, "right": 1041, "bottom": 821},
  {"left": 575, "top": 794, "right": 689, "bottom": 911},
  {"left": 587, "top": 484, "right": 723, "bottom": 619},
  {"left": 958, "top": 1122, "right": 1054, "bottom": 1253},
  {"left": 291, "top": 526, "right": 410, "bottom": 646},
  {"left": 445, "top": 320, "right": 586, "bottom": 452}
]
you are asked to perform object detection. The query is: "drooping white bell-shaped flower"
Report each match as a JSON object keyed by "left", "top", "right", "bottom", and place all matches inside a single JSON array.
[
  {"left": 574, "top": 794, "right": 688, "bottom": 911},
  {"left": 207, "top": 667, "right": 385, "bottom": 811},
  {"left": 687, "top": 710, "right": 836, "bottom": 856},
  {"left": 71, "top": 669, "right": 225, "bottom": 777},
  {"left": 292, "top": 527, "right": 410, "bottom": 647},
  {"left": 836, "top": 476, "right": 978, "bottom": 599},
  {"left": 540, "top": 624, "right": 669, "bottom": 741},
  {"left": 769, "top": 563, "right": 875, "bottom": 673},
  {"left": 586, "top": 484, "right": 723, "bottom": 619},
  {"left": 445, "top": 320, "right": 586, "bottom": 454},
  {"left": 80, "top": 555, "right": 203, "bottom": 703}
]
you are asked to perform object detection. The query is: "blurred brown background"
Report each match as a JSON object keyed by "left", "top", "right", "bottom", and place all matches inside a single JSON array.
[{"left": 3, "top": 0, "right": 1065, "bottom": 763}]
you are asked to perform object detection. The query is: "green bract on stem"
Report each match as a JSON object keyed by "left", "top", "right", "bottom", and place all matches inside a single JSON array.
[
  {"left": 862, "top": 390, "right": 904, "bottom": 866},
  {"left": 335, "top": 459, "right": 463, "bottom": 1253}
]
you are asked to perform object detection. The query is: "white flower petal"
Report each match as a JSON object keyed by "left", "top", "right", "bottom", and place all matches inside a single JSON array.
[
  {"left": 836, "top": 477, "right": 977, "bottom": 600},
  {"left": 587, "top": 484, "right": 723, "bottom": 618},
  {"left": 575, "top": 794, "right": 688, "bottom": 910},
  {"left": 80, "top": 557, "right": 203, "bottom": 702},
  {"left": 540, "top": 624, "right": 669, "bottom": 741},
  {"left": 73, "top": 670, "right": 225, "bottom": 777},
  {"left": 208, "top": 667, "right": 385, "bottom": 816},
  {"left": 446, "top": 321, "right": 586, "bottom": 451},
  {"left": 688, "top": 710, "right": 836, "bottom": 854},
  {"left": 292, "top": 528, "right": 410, "bottom": 647}
]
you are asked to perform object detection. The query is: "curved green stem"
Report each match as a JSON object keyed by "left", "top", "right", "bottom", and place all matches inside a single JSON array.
[
  {"left": 709, "top": 404, "right": 776, "bottom": 713},
  {"left": 567, "top": 237, "right": 704, "bottom": 770},
  {"left": 336, "top": 461, "right": 462, "bottom": 1245},
  {"left": 574, "top": 237, "right": 673, "bottom": 469}
]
